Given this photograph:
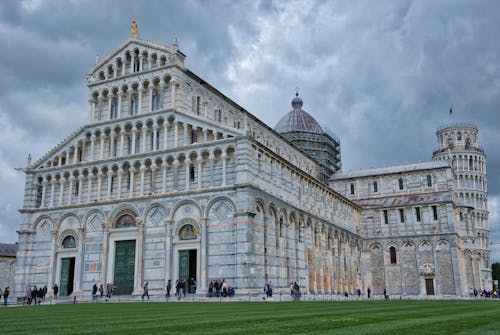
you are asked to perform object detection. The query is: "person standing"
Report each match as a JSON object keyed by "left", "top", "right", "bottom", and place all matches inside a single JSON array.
[
  {"left": 53, "top": 284, "right": 59, "bottom": 300},
  {"left": 293, "top": 282, "right": 301, "bottom": 301},
  {"left": 99, "top": 284, "right": 104, "bottom": 299},
  {"left": 92, "top": 283, "right": 98, "bottom": 303},
  {"left": 166, "top": 279, "right": 171, "bottom": 298},
  {"left": 367, "top": 288, "right": 371, "bottom": 299},
  {"left": 3, "top": 287, "right": 9, "bottom": 306},
  {"left": 142, "top": 282, "right": 150, "bottom": 300},
  {"left": 264, "top": 281, "right": 273, "bottom": 299}
]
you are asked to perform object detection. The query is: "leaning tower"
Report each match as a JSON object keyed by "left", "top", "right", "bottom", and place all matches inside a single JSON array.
[{"left": 432, "top": 123, "right": 491, "bottom": 291}]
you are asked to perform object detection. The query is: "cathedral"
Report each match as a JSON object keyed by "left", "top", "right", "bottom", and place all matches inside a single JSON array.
[{"left": 13, "top": 24, "right": 491, "bottom": 299}]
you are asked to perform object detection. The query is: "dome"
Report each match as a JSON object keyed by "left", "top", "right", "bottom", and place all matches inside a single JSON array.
[{"left": 274, "top": 94, "right": 324, "bottom": 134}]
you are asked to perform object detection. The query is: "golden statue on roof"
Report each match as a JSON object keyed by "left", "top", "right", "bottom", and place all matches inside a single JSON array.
[{"left": 131, "top": 20, "right": 137, "bottom": 38}]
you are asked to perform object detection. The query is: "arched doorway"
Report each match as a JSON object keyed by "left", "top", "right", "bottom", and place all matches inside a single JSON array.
[{"left": 174, "top": 220, "right": 200, "bottom": 293}]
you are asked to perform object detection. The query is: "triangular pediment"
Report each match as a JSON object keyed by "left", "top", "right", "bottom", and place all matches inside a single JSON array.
[{"left": 87, "top": 38, "right": 184, "bottom": 83}]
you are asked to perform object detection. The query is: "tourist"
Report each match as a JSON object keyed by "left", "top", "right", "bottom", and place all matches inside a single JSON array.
[
  {"left": 175, "top": 280, "right": 180, "bottom": 297},
  {"left": 3, "top": 287, "right": 9, "bottom": 306},
  {"left": 26, "top": 286, "right": 32, "bottom": 304},
  {"left": 166, "top": 279, "right": 171, "bottom": 298},
  {"left": 189, "top": 277, "right": 196, "bottom": 294},
  {"left": 42, "top": 285, "right": 48, "bottom": 300},
  {"left": 99, "top": 284, "right": 104, "bottom": 299},
  {"left": 37, "top": 287, "right": 44, "bottom": 305},
  {"left": 208, "top": 281, "right": 213, "bottom": 298},
  {"left": 344, "top": 291, "right": 349, "bottom": 299},
  {"left": 53, "top": 283, "right": 59, "bottom": 300},
  {"left": 32, "top": 286, "right": 38, "bottom": 305},
  {"left": 142, "top": 282, "right": 150, "bottom": 300},
  {"left": 293, "top": 282, "right": 301, "bottom": 301},
  {"left": 106, "top": 283, "right": 113, "bottom": 301},
  {"left": 214, "top": 281, "right": 221, "bottom": 297},
  {"left": 181, "top": 279, "right": 187, "bottom": 297},
  {"left": 357, "top": 288, "right": 362, "bottom": 298},
  {"left": 384, "top": 289, "right": 388, "bottom": 300},
  {"left": 367, "top": 288, "right": 371, "bottom": 299},
  {"left": 92, "top": 283, "right": 98, "bottom": 303},
  {"left": 222, "top": 279, "right": 228, "bottom": 297},
  {"left": 264, "top": 281, "right": 273, "bottom": 299}
]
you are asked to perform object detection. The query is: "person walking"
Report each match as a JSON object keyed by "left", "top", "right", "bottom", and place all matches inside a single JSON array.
[
  {"left": 3, "top": 287, "right": 9, "bottom": 306},
  {"left": 142, "top": 282, "right": 150, "bottom": 300},
  {"left": 367, "top": 287, "right": 371, "bottom": 299}
]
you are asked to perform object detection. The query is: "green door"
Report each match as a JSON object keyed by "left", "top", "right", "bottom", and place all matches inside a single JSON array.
[
  {"left": 114, "top": 240, "right": 136, "bottom": 295},
  {"left": 179, "top": 250, "right": 190, "bottom": 281},
  {"left": 60, "top": 257, "right": 75, "bottom": 296}
]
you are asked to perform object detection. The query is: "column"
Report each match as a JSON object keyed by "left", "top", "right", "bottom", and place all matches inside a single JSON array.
[
  {"left": 47, "top": 230, "right": 57, "bottom": 294},
  {"left": 68, "top": 176, "right": 74, "bottom": 205},
  {"left": 221, "top": 153, "right": 227, "bottom": 186},
  {"left": 162, "top": 164, "right": 167, "bottom": 193},
  {"left": 135, "top": 223, "right": 145, "bottom": 293},
  {"left": 165, "top": 220, "right": 173, "bottom": 286},
  {"left": 66, "top": 151, "right": 70, "bottom": 165},
  {"left": 102, "top": 227, "right": 109, "bottom": 287},
  {"left": 200, "top": 217, "right": 208, "bottom": 292},
  {"left": 129, "top": 168, "right": 135, "bottom": 197},
  {"left": 171, "top": 81, "right": 177, "bottom": 108},
  {"left": 149, "top": 87, "right": 154, "bottom": 112},
  {"left": 209, "top": 154, "right": 215, "bottom": 187},
  {"left": 73, "top": 145, "right": 78, "bottom": 164},
  {"left": 90, "top": 136, "right": 96, "bottom": 161},
  {"left": 81, "top": 140, "right": 85, "bottom": 162},
  {"left": 100, "top": 136, "right": 105, "bottom": 160},
  {"left": 183, "top": 123, "right": 188, "bottom": 145},
  {"left": 88, "top": 99, "right": 94, "bottom": 123},
  {"left": 108, "top": 98, "right": 112, "bottom": 119},
  {"left": 77, "top": 176, "right": 83, "bottom": 203},
  {"left": 163, "top": 122, "right": 168, "bottom": 149},
  {"left": 185, "top": 161, "right": 190, "bottom": 190},
  {"left": 203, "top": 128, "right": 208, "bottom": 143},
  {"left": 140, "top": 166, "right": 146, "bottom": 196},
  {"left": 174, "top": 122, "right": 178, "bottom": 147},
  {"left": 130, "top": 55, "right": 134, "bottom": 73},
  {"left": 197, "top": 158, "right": 203, "bottom": 189},
  {"left": 107, "top": 171, "right": 113, "bottom": 199},
  {"left": 97, "top": 172, "right": 103, "bottom": 201},
  {"left": 138, "top": 55, "right": 143, "bottom": 71},
  {"left": 59, "top": 179, "right": 64, "bottom": 206},
  {"left": 152, "top": 126, "right": 158, "bottom": 150},
  {"left": 75, "top": 228, "right": 85, "bottom": 294},
  {"left": 87, "top": 175, "right": 93, "bottom": 202},
  {"left": 138, "top": 88, "right": 143, "bottom": 114},
  {"left": 131, "top": 129, "right": 137, "bottom": 154},
  {"left": 117, "top": 168, "right": 123, "bottom": 198},
  {"left": 117, "top": 93, "right": 122, "bottom": 117},
  {"left": 172, "top": 159, "right": 178, "bottom": 190},
  {"left": 141, "top": 127, "right": 147, "bottom": 153}
]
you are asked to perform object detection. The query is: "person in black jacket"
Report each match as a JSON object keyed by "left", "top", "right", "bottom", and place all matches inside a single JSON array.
[{"left": 3, "top": 287, "right": 9, "bottom": 306}]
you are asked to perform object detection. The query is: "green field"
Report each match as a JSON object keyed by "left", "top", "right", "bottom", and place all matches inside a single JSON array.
[{"left": 2, "top": 300, "right": 500, "bottom": 334}]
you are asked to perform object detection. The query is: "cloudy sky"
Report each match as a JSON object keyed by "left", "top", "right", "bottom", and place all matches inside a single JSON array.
[{"left": 0, "top": 0, "right": 499, "bottom": 260}]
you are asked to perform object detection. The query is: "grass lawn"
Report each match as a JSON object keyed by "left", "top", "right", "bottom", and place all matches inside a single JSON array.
[{"left": 2, "top": 300, "right": 500, "bottom": 335}]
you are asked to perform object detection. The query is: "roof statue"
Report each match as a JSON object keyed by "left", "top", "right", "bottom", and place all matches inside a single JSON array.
[
  {"left": 131, "top": 20, "right": 137, "bottom": 38},
  {"left": 173, "top": 33, "right": 178, "bottom": 51}
]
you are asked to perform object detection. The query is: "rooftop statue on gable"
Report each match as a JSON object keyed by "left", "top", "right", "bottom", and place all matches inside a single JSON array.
[{"left": 131, "top": 20, "right": 137, "bottom": 38}]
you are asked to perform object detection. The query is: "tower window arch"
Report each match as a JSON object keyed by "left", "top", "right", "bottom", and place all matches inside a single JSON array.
[
  {"left": 427, "top": 174, "right": 432, "bottom": 187},
  {"left": 398, "top": 177, "right": 404, "bottom": 190},
  {"left": 350, "top": 183, "right": 355, "bottom": 195}
]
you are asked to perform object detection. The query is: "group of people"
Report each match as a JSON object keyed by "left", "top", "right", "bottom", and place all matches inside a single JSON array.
[
  {"left": 1, "top": 287, "right": 9, "bottom": 306},
  {"left": 94, "top": 283, "right": 115, "bottom": 301},
  {"left": 469, "top": 288, "right": 498, "bottom": 298},
  {"left": 24, "top": 285, "right": 48, "bottom": 305},
  {"left": 207, "top": 279, "right": 233, "bottom": 297}
]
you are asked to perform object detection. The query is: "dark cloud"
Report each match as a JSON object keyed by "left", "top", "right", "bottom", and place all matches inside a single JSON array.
[{"left": 0, "top": 0, "right": 499, "bottom": 261}]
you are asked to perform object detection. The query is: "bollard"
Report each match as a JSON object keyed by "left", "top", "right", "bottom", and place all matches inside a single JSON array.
[{"left": 73, "top": 296, "right": 76, "bottom": 304}]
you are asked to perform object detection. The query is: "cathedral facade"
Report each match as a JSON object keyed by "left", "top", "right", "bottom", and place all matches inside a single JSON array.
[{"left": 13, "top": 29, "right": 490, "bottom": 298}]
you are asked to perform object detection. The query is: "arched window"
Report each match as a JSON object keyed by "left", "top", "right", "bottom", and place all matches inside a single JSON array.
[
  {"left": 130, "top": 94, "right": 139, "bottom": 115},
  {"left": 115, "top": 214, "right": 136, "bottom": 228},
  {"left": 426, "top": 174, "right": 432, "bottom": 187},
  {"left": 390, "top": 247, "right": 397, "bottom": 264},
  {"left": 465, "top": 138, "right": 471, "bottom": 149},
  {"left": 350, "top": 183, "right": 355, "bottom": 195},
  {"left": 373, "top": 180, "right": 378, "bottom": 193},
  {"left": 179, "top": 224, "right": 197, "bottom": 240},
  {"left": 62, "top": 236, "right": 76, "bottom": 248},
  {"left": 457, "top": 131, "right": 462, "bottom": 141},
  {"left": 398, "top": 178, "right": 404, "bottom": 190},
  {"left": 110, "top": 97, "right": 118, "bottom": 119}
]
